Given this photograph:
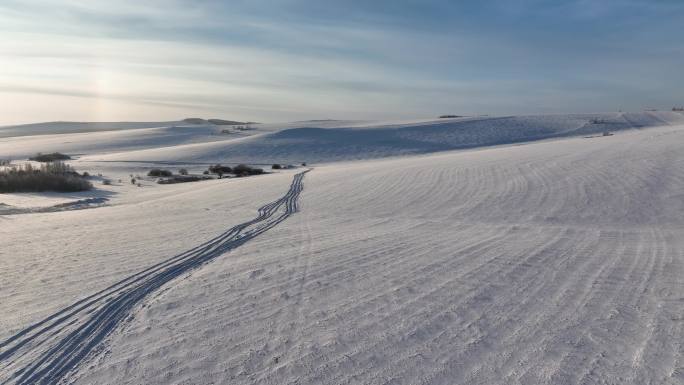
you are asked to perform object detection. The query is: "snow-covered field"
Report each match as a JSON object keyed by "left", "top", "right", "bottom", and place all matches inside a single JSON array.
[{"left": 2, "top": 112, "right": 684, "bottom": 384}]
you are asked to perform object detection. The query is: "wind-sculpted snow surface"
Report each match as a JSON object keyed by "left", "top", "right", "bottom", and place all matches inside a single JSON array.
[
  {"left": 64, "top": 125, "right": 684, "bottom": 385},
  {"left": 3, "top": 121, "right": 684, "bottom": 384},
  {"left": 0, "top": 171, "right": 308, "bottom": 385},
  {"left": 82, "top": 111, "right": 684, "bottom": 164},
  {"left": 1, "top": 112, "right": 682, "bottom": 163}
]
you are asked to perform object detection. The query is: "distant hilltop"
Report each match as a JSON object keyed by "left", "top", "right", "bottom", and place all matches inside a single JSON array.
[{"left": 182, "top": 118, "right": 256, "bottom": 125}]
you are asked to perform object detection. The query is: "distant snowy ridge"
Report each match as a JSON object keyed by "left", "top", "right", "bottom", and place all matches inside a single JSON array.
[
  {"left": 0, "top": 118, "right": 248, "bottom": 138},
  {"left": 84, "top": 111, "right": 684, "bottom": 164},
  {"left": 1, "top": 111, "right": 682, "bottom": 164}
]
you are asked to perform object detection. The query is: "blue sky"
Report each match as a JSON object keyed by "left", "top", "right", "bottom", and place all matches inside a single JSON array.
[{"left": 1, "top": 0, "right": 682, "bottom": 124}]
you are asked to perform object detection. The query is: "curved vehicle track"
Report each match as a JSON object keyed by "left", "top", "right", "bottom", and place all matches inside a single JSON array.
[{"left": 0, "top": 170, "right": 309, "bottom": 385}]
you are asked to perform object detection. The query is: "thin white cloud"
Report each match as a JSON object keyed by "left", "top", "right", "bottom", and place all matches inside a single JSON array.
[{"left": 0, "top": 0, "right": 682, "bottom": 124}]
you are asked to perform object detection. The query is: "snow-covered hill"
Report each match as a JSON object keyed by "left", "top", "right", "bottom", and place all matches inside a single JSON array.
[
  {"left": 81, "top": 111, "right": 684, "bottom": 164},
  {"left": 2, "top": 112, "right": 682, "bottom": 164},
  {"left": 2, "top": 112, "right": 684, "bottom": 384},
  {"left": 0, "top": 121, "right": 181, "bottom": 138}
]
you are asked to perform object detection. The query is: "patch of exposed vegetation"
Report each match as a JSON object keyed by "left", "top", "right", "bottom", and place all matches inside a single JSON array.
[{"left": 0, "top": 162, "right": 92, "bottom": 193}]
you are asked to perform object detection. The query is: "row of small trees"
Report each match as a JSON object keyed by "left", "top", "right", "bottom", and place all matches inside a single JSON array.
[
  {"left": 148, "top": 163, "right": 300, "bottom": 180},
  {"left": 0, "top": 162, "right": 92, "bottom": 193}
]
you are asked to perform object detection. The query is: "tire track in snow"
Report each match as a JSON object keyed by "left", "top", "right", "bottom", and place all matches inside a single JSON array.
[{"left": 0, "top": 170, "right": 310, "bottom": 385}]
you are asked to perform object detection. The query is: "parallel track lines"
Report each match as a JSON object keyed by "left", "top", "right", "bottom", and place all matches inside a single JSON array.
[{"left": 0, "top": 170, "right": 309, "bottom": 385}]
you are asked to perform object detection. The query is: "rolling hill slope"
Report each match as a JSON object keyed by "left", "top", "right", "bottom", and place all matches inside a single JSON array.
[
  {"left": 1, "top": 113, "right": 684, "bottom": 384},
  {"left": 80, "top": 111, "right": 684, "bottom": 164}
]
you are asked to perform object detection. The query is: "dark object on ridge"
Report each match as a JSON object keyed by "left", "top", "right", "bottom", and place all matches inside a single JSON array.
[
  {"left": 29, "top": 152, "right": 71, "bottom": 162},
  {"left": 147, "top": 169, "right": 173, "bottom": 177},
  {"left": 234, "top": 164, "right": 264, "bottom": 175}
]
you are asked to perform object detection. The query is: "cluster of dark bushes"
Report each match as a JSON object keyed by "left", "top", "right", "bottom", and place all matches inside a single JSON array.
[
  {"left": 0, "top": 162, "right": 92, "bottom": 193},
  {"left": 439, "top": 115, "right": 462, "bottom": 119},
  {"left": 0, "top": 159, "right": 10, "bottom": 166},
  {"left": 29, "top": 152, "right": 71, "bottom": 162},
  {"left": 145, "top": 167, "right": 216, "bottom": 184},
  {"left": 157, "top": 175, "right": 212, "bottom": 184},
  {"left": 206, "top": 163, "right": 264, "bottom": 178},
  {"left": 673, "top": 107, "right": 684, "bottom": 112},
  {"left": 272, "top": 164, "right": 282, "bottom": 170},
  {"left": 145, "top": 164, "right": 271, "bottom": 183},
  {"left": 147, "top": 168, "right": 173, "bottom": 177},
  {"left": 233, "top": 164, "right": 264, "bottom": 176}
]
